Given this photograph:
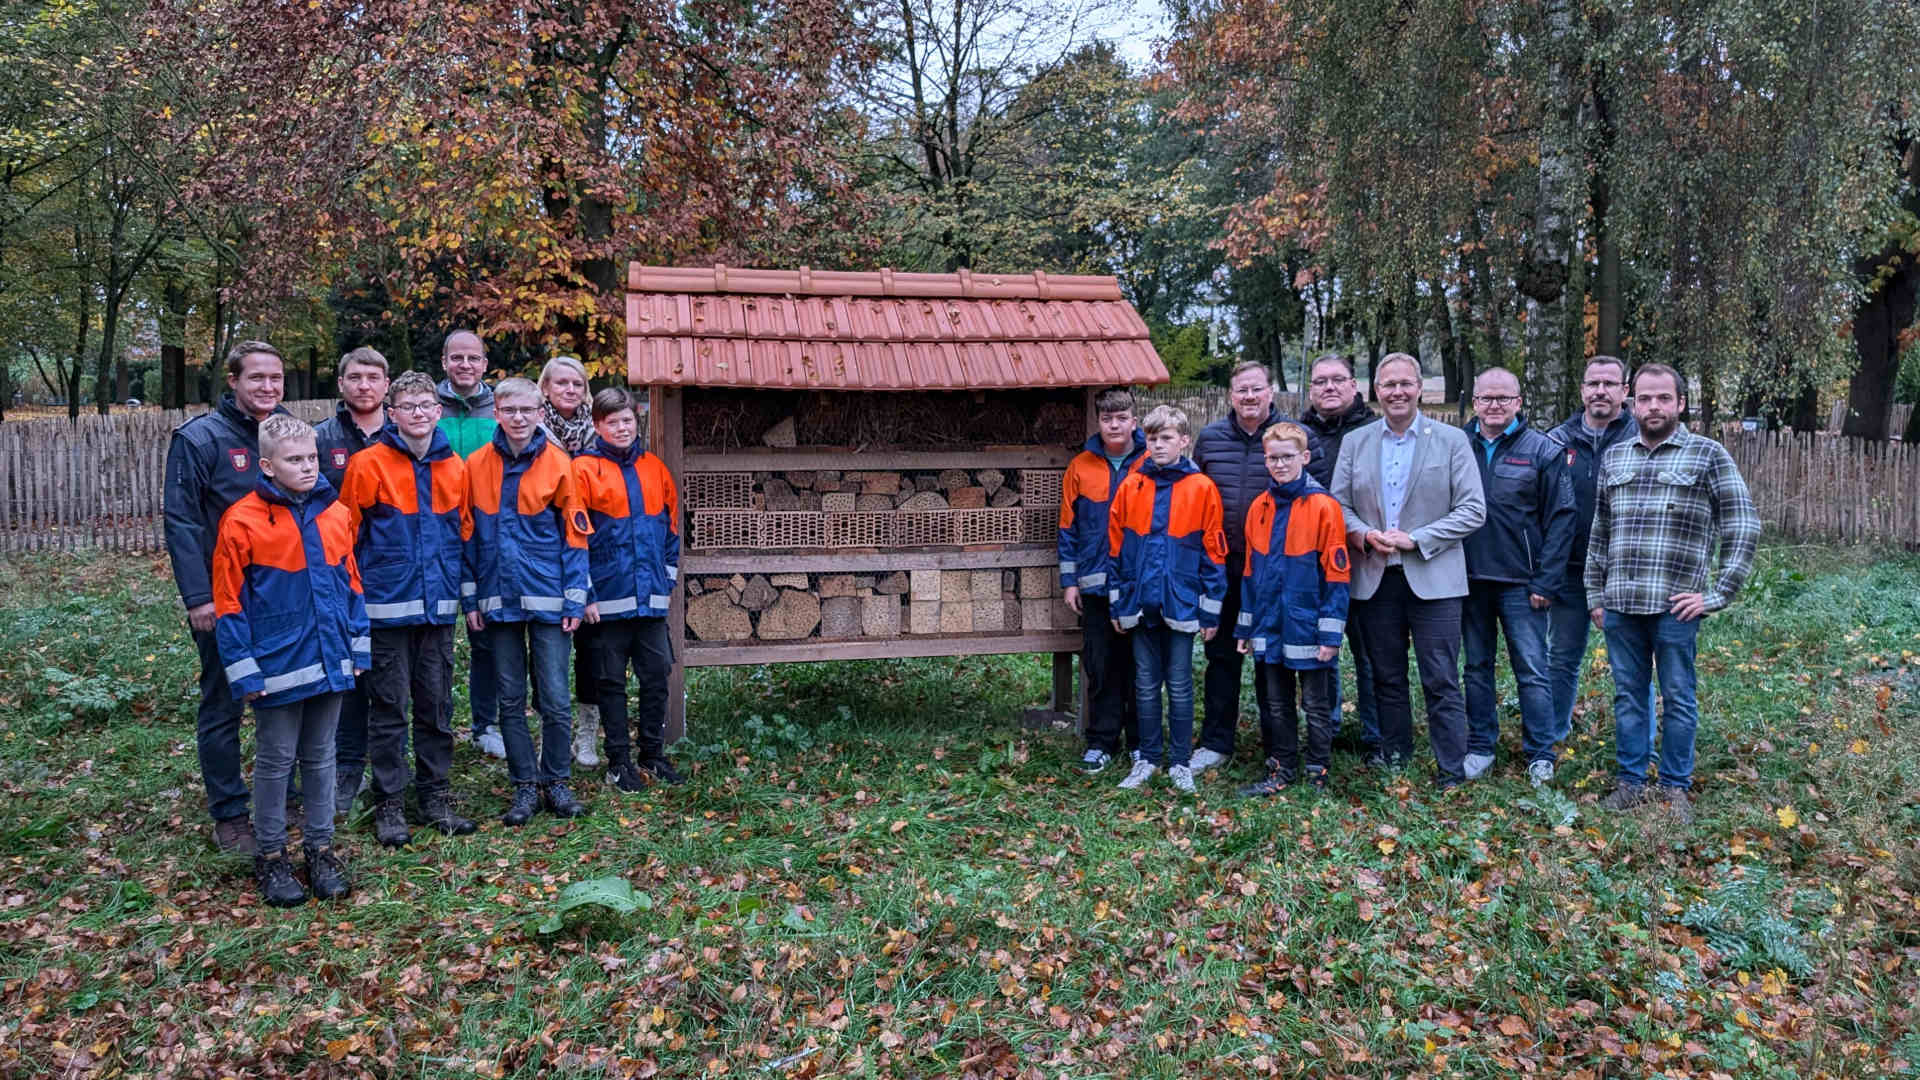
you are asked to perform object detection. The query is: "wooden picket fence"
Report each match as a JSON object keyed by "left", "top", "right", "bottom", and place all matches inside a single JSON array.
[{"left": 1723, "top": 431, "right": 1920, "bottom": 546}]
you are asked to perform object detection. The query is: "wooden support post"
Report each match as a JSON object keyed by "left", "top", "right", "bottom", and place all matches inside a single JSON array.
[
  {"left": 651, "top": 384, "right": 688, "bottom": 745},
  {"left": 1051, "top": 650, "right": 1076, "bottom": 716}
]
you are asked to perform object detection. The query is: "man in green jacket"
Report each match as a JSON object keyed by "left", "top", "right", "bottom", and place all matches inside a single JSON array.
[{"left": 434, "top": 330, "right": 504, "bottom": 756}]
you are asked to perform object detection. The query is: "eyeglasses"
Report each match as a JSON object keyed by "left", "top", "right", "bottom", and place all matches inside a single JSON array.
[
  {"left": 1310, "top": 375, "right": 1352, "bottom": 387},
  {"left": 1474, "top": 395, "right": 1520, "bottom": 406},
  {"left": 1266, "top": 452, "right": 1303, "bottom": 462},
  {"left": 1376, "top": 380, "right": 1420, "bottom": 392},
  {"left": 390, "top": 401, "right": 440, "bottom": 414},
  {"left": 496, "top": 406, "right": 540, "bottom": 417}
]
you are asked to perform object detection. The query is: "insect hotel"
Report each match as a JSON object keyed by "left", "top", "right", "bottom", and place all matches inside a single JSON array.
[{"left": 626, "top": 265, "right": 1170, "bottom": 738}]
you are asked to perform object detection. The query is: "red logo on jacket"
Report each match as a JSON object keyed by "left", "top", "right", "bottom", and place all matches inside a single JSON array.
[
  {"left": 331, "top": 448, "right": 348, "bottom": 470},
  {"left": 228, "top": 449, "right": 249, "bottom": 471}
]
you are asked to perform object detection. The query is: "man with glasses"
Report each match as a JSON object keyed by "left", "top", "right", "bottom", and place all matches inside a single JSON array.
[
  {"left": 1330, "top": 352, "right": 1484, "bottom": 789},
  {"left": 1544, "top": 356, "right": 1638, "bottom": 744},
  {"left": 435, "top": 331, "right": 505, "bottom": 759},
  {"left": 1189, "top": 361, "right": 1303, "bottom": 778},
  {"left": 1298, "top": 353, "right": 1379, "bottom": 758},
  {"left": 1459, "top": 368, "right": 1575, "bottom": 786}
]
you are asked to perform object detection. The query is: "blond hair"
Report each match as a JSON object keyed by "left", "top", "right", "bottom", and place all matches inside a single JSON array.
[
  {"left": 258, "top": 414, "right": 316, "bottom": 459},
  {"left": 1261, "top": 421, "right": 1310, "bottom": 453},
  {"left": 1140, "top": 404, "right": 1191, "bottom": 437},
  {"left": 493, "top": 377, "right": 541, "bottom": 406}
]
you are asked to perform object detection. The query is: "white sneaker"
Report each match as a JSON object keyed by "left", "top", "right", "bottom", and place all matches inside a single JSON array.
[
  {"left": 1463, "top": 752, "right": 1495, "bottom": 780},
  {"left": 1528, "top": 759, "right": 1554, "bottom": 787},
  {"left": 1078, "top": 748, "right": 1113, "bottom": 775},
  {"left": 1169, "top": 764, "right": 1196, "bottom": 793},
  {"left": 1117, "top": 759, "right": 1157, "bottom": 789},
  {"left": 573, "top": 704, "right": 601, "bottom": 768},
  {"left": 1188, "top": 747, "right": 1228, "bottom": 774},
  {"left": 476, "top": 728, "right": 506, "bottom": 759}
]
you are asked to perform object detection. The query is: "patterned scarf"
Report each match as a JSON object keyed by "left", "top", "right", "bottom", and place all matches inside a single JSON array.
[{"left": 540, "top": 397, "right": 596, "bottom": 454}]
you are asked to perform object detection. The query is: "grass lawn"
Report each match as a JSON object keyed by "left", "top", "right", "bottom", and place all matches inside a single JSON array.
[{"left": 1, "top": 546, "right": 1917, "bottom": 1078}]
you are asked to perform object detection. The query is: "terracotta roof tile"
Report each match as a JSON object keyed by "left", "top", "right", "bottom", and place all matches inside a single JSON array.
[{"left": 626, "top": 264, "right": 1169, "bottom": 390}]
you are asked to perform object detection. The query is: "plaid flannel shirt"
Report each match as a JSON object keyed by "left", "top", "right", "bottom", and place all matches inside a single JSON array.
[{"left": 1584, "top": 425, "right": 1759, "bottom": 615}]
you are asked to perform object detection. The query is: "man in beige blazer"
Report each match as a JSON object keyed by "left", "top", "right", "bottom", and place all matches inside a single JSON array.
[{"left": 1330, "top": 353, "right": 1486, "bottom": 788}]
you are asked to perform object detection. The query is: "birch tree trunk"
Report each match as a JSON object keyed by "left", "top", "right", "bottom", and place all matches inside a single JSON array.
[{"left": 1520, "top": 0, "right": 1581, "bottom": 409}]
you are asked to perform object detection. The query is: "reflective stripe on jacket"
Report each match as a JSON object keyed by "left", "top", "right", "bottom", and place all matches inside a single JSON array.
[
  {"left": 337, "top": 425, "right": 471, "bottom": 628},
  {"left": 1234, "top": 475, "right": 1351, "bottom": 669},
  {"left": 464, "top": 426, "right": 591, "bottom": 623},
  {"left": 1105, "top": 457, "right": 1228, "bottom": 633},
  {"left": 1057, "top": 429, "right": 1146, "bottom": 590},
  {"left": 574, "top": 439, "right": 680, "bottom": 620},
  {"left": 212, "top": 475, "right": 370, "bottom": 708}
]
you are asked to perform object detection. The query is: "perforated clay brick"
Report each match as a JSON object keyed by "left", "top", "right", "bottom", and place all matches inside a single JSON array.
[
  {"left": 1019, "top": 470, "right": 1064, "bottom": 509},
  {"left": 759, "top": 512, "right": 828, "bottom": 549},
  {"left": 828, "top": 511, "right": 895, "bottom": 548},
  {"left": 684, "top": 472, "right": 754, "bottom": 510},
  {"left": 690, "top": 510, "right": 759, "bottom": 550},
  {"left": 954, "top": 508, "right": 1026, "bottom": 545}
]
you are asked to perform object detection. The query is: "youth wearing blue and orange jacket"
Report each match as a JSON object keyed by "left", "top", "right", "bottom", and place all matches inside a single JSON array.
[
  {"left": 212, "top": 475, "right": 371, "bottom": 710},
  {"left": 1105, "top": 457, "right": 1228, "bottom": 633},
  {"left": 1234, "top": 475, "right": 1351, "bottom": 669},
  {"left": 339, "top": 425, "right": 472, "bottom": 628},
  {"left": 463, "top": 425, "right": 591, "bottom": 624},
  {"left": 1057, "top": 428, "right": 1146, "bottom": 593}
]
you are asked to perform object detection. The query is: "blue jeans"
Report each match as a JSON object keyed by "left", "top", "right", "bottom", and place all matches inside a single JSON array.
[
  {"left": 192, "top": 628, "right": 250, "bottom": 822},
  {"left": 1545, "top": 597, "right": 1592, "bottom": 744},
  {"left": 1601, "top": 611, "right": 1701, "bottom": 789},
  {"left": 466, "top": 621, "right": 498, "bottom": 737},
  {"left": 1462, "top": 581, "right": 1556, "bottom": 764},
  {"left": 251, "top": 692, "right": 342, "bottom": 853},
  {"left": 488, "top": 621, "right": 574, "bottom": 785},
  {"left": 1132, "top": 623, "right": 1196, "bottom": 769}
]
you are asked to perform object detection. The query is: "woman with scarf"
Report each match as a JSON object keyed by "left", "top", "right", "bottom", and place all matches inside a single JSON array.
[{"left": 538, "top": 357, "right": 605, "bottom": 768}]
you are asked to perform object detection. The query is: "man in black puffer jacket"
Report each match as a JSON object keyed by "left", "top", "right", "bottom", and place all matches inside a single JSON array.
[
  {"left": 1299, "top": 353, "right": 1379, "bottom": 754},
  {"left": 1188, "top": 360, "right": 1307, "bottom": 776}
]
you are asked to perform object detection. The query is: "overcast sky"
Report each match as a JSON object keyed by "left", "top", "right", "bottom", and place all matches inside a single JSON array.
[{"left": 1109, "top": 1, "right": 1171, "bottom": 69}]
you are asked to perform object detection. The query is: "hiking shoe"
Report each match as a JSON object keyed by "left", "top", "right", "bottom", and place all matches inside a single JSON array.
[
  {"left": 1463, "top": 752, "right": 1495, "bottom": 780},
  {"left": 372, "top": 796, "right": 411, "bottom": 848},
  {"left": 1600, "top": 782, "right": 1648, "bottom": 811},
  {"left": 1077, "top": 748, "right": 1113, "bottom": 775},
  {"left": 1169, "top": 764, "right": 1196, "bottom": 793},
  {"left": 502, "top": 783, "right": 540, "bottom": 826},
  {"left": 1188, "top": 747, "right": 1228, "bottom": 774},
  {"left": 334, "top": 771, "right": 362, "bottom": 822},
  {"left": 1238, "top": 761, "right": 1296, "bottom": 798},
  {"left": 254, "top": 851, "right": 306, "bottom": 908},
  {"left": 1117, "top": 759, "right": 1157, "bottom": 790},
  {"left": 303, "top": 843, "right": 351, "bottom": 900},
  {"left": 607, "top": 760, "right": 652, "bottom": 794},
  {"left": 1661, "top": 786, "right": 1694, "bottom": 825},
  {"left": 641, "top": 757, "right": 685, "bottom": 786},
  {"left": 573, "top": 705, "right": 601, "bottom": 768},
  {"left": 1305, "top": 765, "right": 1329, "bottom": 791},
  {"left": 1528, "top": 759, "right": 1555, "bottom": 788},
  {"left": 419, "top": 789, "right": 476, "bottom": 836},
  {"left": 476, "top": 727, "right": 507, "bottom": 759},
  {"left": 541, "top": 781, "right": 587, "bottom": 818},
  {"left": 214, "top": 816, "right": 256, "bottom": 857}
]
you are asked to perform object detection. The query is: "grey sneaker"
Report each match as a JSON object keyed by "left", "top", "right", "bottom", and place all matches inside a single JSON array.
[
  {"left": 572, "top": 705, "right": 601, "bottom": 768},
  {"left": 1661, "top": 786, "right": 1694, "bottom": 825},
  {"left": 476, "top": 728, "right": 506, "bottom": 759},
  {"left": 1463, "top": 752, "right": 1495, "bottom": 780},
  {"left": 1187, "top": 747, "right": 1228, "bottom": 774},
  {"left": 1600, "top": 782, "right": 1648, "bottom": 811},
  {"left": 1077, "top": 748, "right": 1113, "bottom": 775},
  {"left": 1117, "top": 759, "right": 1157, "bottom": 790},
  {"left": 1528, "top": 759, "right": 1555, "bottom": 787},
  {"left": 1168, "top": 764, "right": 1196, "bottom": 793}
]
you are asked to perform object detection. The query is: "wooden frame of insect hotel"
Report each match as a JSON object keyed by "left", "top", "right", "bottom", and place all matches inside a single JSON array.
[{"left": 627, "top": 264, "right": 1171, "bottom": 739}]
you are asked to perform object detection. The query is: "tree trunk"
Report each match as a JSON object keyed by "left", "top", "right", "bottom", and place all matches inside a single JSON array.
[
  {"left": 1841, "top": 134, "right": 1919, "bottom": 441},
  {"left": 161, "top": 274, "right": 189, "bottom": 409},
  {"left": 1590, "top": 82, "right": 1622, "bottom": 358},
  {"left": 1519, "top": 0, "right": 1581, "bottom": 409}
]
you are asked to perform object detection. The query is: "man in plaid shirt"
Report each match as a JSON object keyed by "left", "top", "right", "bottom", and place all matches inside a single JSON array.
[{"left": 1585, "top": 363, "right": 1760, "bottom": 823}]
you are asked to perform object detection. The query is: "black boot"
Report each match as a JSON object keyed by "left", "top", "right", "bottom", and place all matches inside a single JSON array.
[
  {"left": 1238, "top": 757, "right": 1297, "bottom": 799},
  {"left": 419, "top": 788, "right": 476, "bottom": 836},
  {"left": 373, "top": 796, "right": 411, "bottom": 848},
  {"left": 303, "top": 843, "right": 352, "bottom": 900},
  {"left": 606, "top": 757, "right": 651, "bottom": 794},
  {"left": 641, "top": 756, "right": 685, "bottom": 786},
  {"left": 541, "top": 780, "right": 586, "bottom": 818},
  {"left": 502, "top": 783, "right": 540, "bottom": 827},
  {"left": 334, "top": 770, "right": 362, "bottom": 823},
  {"left": 254, "top": 850, "right": 307, "bottom": 908}
]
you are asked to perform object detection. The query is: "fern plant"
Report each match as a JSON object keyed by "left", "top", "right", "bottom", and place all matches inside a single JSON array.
[{"left": 1680, "top": 864, "right": 1821, "bottom": 977}]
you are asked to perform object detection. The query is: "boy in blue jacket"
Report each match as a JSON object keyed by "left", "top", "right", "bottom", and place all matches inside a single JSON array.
[
  {"left": 574, "top": 388, "right": 683, "bottom": 792},
  {"left": 212, "top": 414, "right": 370, "bottom": 907},
  {"left": 1232, "top": 423, "right": 1351, "bottom": 796},
  {"left": 1106, "top": 405, "right": 1228, "bottom": 795},
  {"left": 465, "top": 378, "right": 593, "bottom": 826}
]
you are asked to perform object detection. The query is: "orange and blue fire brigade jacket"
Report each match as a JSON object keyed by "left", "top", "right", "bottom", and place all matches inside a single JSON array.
[
  {"left": 572, "top": 438, "right": 680, "bottom": 620},
  {"left": 1234, "top": 474, "right": 1351, "bottom": 670},
  {"left": 1105, "top": 456, "right": 1228, "bottom": 633},
  {"left": 463, "top": 426, "right": 591, "bottom": 623},
  {"left": 336, "top": 425, "right": 472, "bottom": 628},
  {"left": 212, "top": 475, "right": 371, "bottom": 709},
  {"left": 1057, "top": 428, "right": 1146, "bottom": 592}
]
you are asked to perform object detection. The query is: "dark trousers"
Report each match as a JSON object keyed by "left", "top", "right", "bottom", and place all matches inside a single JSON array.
[
  {"left": 330, "top": 676, "right": 373, "bottom": 792},
  {"left": 489, "top": 621, "right": 573, "bottom": 785},
  {"left": 1256, "top": 663, "right": 1336, "bottom": 774},
  {"left": 1079, "top": 594, "right": 1139, "bottom": 756},
  {"left": 465, "top": 621, "right": 497, "bottom": 737},
  {"left": 367, "top": 624, "right": 456, "bottom": 797},
  {"left": 1354, "top": 568, "right": 1468, "bottom": 782},
  {"left": 191, "top": 628, "right": 250, "bottom": 822},
  {"left": 587, "top": 617, "right": 674, "bottom": 762},
  {"left": 1199, "top": 550, "right": 1269, "bottom": 757}
]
